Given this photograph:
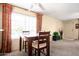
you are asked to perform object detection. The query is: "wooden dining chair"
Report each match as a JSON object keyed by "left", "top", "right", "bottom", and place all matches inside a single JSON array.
[
  {"left": 19, "top": 36, "right": 28, "bottom": 52},
  {"left": 39, "top": 31, "right": 50, "bottom": 36},
  {"left": 32, "top": 32, "right": 50, "bottom": 56},
  {"left": 22, "top": 31, "right": 30, "bottom": 52},
  {"left": 23, "top": 37, "right": 28, "bottom": 52}
]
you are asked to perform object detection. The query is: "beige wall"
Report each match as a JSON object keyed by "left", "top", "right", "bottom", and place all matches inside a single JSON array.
[
  {"left": 42, "top": 15, "right": 78, "bottom": 40},
  {"left": 42, "top": 15, "right": 63, "bottom": 40},
  {"left": 42, "top": 15, "right": 63, "bottom": 34},
  {"left": 0, "top": 4, "right": 2, "bottom": 50},
  {"left": 63, "top": 19, "right": 78, "bottom": 40}
]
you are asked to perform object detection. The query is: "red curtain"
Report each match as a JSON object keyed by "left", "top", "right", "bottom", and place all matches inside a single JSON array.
[
  {"left": 2, "top": 3, "right": 12, "bottom": 53},
  {"left": 36, "top": 13, "right": 43, "bottom": 33}
]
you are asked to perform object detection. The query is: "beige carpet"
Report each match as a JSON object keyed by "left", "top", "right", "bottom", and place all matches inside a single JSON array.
[
  {"left": 50, "top": 40, "right": 79, "bottom": 56},
  {"left": 2, "top": 40, "right": 79, "bottom": 56}
]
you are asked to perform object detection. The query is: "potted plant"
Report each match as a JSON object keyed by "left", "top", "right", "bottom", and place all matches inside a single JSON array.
[{"left": 52, "top": 32, "right": 60, "bottom": 41}]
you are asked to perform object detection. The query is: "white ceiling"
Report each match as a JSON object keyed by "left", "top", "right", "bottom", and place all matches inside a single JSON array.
[{"left": 11, "top": 3, "right": 79, "bottom": 20}]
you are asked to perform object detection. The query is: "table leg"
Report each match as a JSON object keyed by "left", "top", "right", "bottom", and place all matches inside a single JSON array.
[
  {"left": 28, "top": 39, "right": 32, "bottom": 56},
  {"left": 19, "top": 37, "right": 22, "bottom": 51}
]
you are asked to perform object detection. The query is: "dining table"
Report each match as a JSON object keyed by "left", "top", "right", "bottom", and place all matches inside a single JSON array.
[{"left": 19, "top": 34, "right": 50, "bottom": 56}]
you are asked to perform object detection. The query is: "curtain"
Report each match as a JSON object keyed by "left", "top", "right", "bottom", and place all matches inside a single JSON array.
[
  {"left": 2, "top": 3, "right": 12, "bottom": 53},
  {"left": 36, "top": 13, "right": 43, "bottom": 33}
]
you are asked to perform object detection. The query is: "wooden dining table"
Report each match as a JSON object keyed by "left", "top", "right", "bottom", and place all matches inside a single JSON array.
[{"left": 19, "top": 34, "right": 50, "bottom": 56}]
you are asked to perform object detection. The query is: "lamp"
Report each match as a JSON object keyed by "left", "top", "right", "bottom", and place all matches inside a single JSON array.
[{"left": 28, "top": 3, "right": 44, "bottom": 13}]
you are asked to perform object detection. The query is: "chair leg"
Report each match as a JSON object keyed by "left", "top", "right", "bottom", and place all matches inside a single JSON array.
[
  {"left": 38, "top": 49, "right": 40, "bottom": 56},
  {"left": 35, "top": 49, "right": 37, "bottom": 56},
  {"left": 23, "top": 41, "right": 24, "bottom": 49},
  {"left": 25, "top": 42, "right": 27, "bottom": 52},
  {"left": 42, "top": 49, "right": 44, "bottom": 52},
  {"left": 46, "top": 47, "right": 50, "bottom": 56}
]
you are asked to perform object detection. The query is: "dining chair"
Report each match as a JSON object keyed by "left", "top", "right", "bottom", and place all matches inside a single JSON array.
[
  {"left": 23, "top": 37, "right": 28, "bottom": 52},
  {"left": 32, "top": 32, "right": 50, "bottom": 56},
  {"left": 39, "top": 31, "right": 50, "bottom": 36},
  {"left": 22, "top": 31, "right": 30, "bottom": 52}
]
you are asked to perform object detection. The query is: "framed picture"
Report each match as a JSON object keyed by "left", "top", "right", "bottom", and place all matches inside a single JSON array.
[{"left": 75, "top": 24, "right": 79, "bottom": 29}]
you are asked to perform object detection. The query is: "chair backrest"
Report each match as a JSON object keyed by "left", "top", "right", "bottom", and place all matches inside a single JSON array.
[
  {"left": 39, "top": 31, "right": 50, "bottom": 36},
  {"left": 38, "top": 32, "right": 50, "bottom": 48},
  {"left": 22, "top": 31, "right": 30, "bottom": 36}
]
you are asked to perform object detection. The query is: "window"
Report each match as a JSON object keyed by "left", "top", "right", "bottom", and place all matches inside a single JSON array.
[{"left": 11, "top": 12, "right": 36, "bottom": 39}]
